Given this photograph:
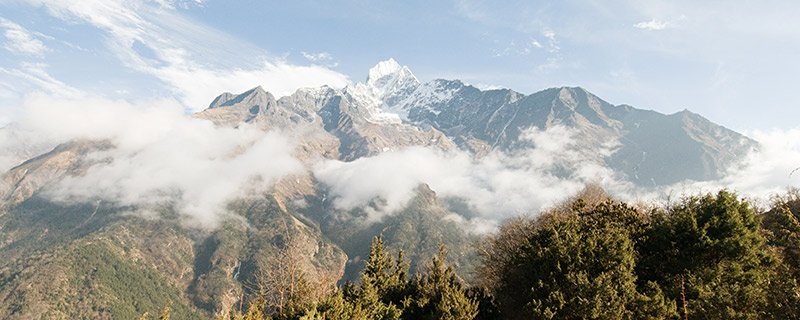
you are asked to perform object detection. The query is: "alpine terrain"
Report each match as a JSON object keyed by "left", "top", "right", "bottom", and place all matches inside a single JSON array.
[{"left": 0, "top": 59, "right": 757, "bottom": 318}]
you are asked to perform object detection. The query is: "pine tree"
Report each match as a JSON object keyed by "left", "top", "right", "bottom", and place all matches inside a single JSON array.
[
  {"left": 638, "top": 190, "right": 777, "bottom": 319},
  {"left": 762, "top": 191, "right": 800, "bottom": 319},
  {"left": 362, "top": 235, "right": 394, "bottom": 297},
  {"left": 407, "top": 244, "right": 478, "bottom": 320},
  {"left": 478, "top": 197, "right": 673, "bottom": 319}
]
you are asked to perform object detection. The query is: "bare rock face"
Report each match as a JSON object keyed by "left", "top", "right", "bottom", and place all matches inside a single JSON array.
[{"left": 197, "top": 82, "right": 458, "bottom": 163}]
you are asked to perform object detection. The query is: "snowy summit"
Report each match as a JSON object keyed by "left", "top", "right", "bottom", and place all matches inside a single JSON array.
[{"left": 367, "top": 58, "right": 404, "bottom": 84}]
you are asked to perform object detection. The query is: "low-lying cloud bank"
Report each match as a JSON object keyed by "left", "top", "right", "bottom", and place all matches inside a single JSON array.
[
  {"left": 2, "top": 94, "right": 799, "bottom": 231},
  {"left": 3, "top": 94, "right": 303, "bottom": 228},
  {"left": 313, "top": 126, "right": 626, "bottom": 224},
  {"left": 678, "top": 128, "right": 800, "bottom": 200},
  {"left": 314, "top": 126, "right": 800, "bottom": 232}
]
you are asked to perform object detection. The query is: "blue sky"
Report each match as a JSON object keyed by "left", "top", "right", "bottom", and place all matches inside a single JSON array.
[{"left": 1, "top": 0, "right": 799, "bottom": 133}]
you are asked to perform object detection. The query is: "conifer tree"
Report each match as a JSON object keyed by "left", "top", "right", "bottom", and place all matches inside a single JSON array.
[
  {"left": 414, "top": 244, "right": 478, "bottom": 320},
  {"left": 478, "top": 197, "right": 673, "bottom": 319},
  {"left": 762, "top": 191, "right": 800, "bottom": 318},
  {"left": 638, "top": 190, "right": 777, "bottom": 318}
]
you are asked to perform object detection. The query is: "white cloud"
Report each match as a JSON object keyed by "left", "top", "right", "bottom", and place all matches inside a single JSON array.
[
  {"left": 542, "top": 30, "right": 560, "bottom": 53},
  {"left": 664, "top": 128, "right": 800, "bottom": 201},
  {"left": 312, "top": 123, "right": 800, "bottom": 233},
  {"left": 26, "top": 0, "right": 351, "bottom": 111},
  {"left": 0, "top": 63, "right": 83, "bottom": 98},
  {"left": 6, "top": 92, "right": 798, "bottom": 232},
  {"left": 302, "top": 51, "right": 339, "bottom": 68},
  {"left": 14, "top": 93, "right": 303, "bottom": 229},
  {"left": 302, "top": 51, "right": 332, "bottom": 62},
  {"left": 313, "top": 125, "right": 629, "bottom": 231},
  {"left": 0, "top": 17, "right": 48, "bottom": 57},
  {"left": 633, "top": 19, "right": 671, "bottom": 31}
]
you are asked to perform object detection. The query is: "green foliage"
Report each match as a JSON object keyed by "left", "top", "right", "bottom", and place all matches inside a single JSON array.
[
  {"left": 65, "top": 240, "right": 196, "bottom": 319},
  {"left": 763, "top": 190, "right": 800, "bottom": 278},
  {"left": 479, "top": 198, "right": 673, "bottom": 319},
  {"left": 303, "top": 185, "right": 477, "bottom": 283},
  {"left": 761, "top": 190, "right": 800, "bottom": 318},
  {"left": 407, "top": 244, "right": 478, "bottom": 320},
  {"left": 638, "top": 190, "right": 777, "bottom": 318},
  {"left": 295, "top": 236, "right": 478, "bottom": 320}
]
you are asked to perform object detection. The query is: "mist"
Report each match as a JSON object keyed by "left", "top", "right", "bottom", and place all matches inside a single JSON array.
[
  {"left": 313, "top": 125, "right": 800, "bottom": 233},
  {"left": 313, "top": 126, "right": 632, "bottom": 228},
  {"left": 3, "top": 93, "right": 799, "bottom": 232},
  {"left": 4, "top": 93, "right": 303, "bottom": 228}
]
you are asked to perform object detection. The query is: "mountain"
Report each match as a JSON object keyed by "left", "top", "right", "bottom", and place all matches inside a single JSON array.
[
  {"left": 197, "top": 58, "right": 753, "bottom": 186},
  {"left": 0, "top": 59, "right": 757, "bottom": 318},
  {"left": 323, "top": 59, "right": 753, "bottom": 185}
]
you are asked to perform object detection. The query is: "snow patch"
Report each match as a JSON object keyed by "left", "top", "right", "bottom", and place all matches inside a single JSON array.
[
  {"left": 382, "top": 80, "right": 462, "bottom": 120},
  {"left": 343, "top": 83, "right": 404, "bottom": 125}
]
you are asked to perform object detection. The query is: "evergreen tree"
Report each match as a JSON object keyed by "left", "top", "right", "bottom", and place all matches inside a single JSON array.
[
  {"left": 762, "top": 191, "right": 800, "bottom": 319},
  {"left": 296, "top": 236, "right": 476, "bottom": 320},
  {"left": 298, "top": 235, "right": 407, "bottom": 320},
  {"left": 638, "top": 190, "right": 777, "bottom": 319},
  {"left": 478, "top": 197, "right": 673, "bottom": 319},
  {"left": 401, "top": 244, "right": 478, "bottom": 320}
]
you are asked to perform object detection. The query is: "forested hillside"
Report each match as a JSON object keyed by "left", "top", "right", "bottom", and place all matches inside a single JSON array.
[{"left": 209, "top": 187, "right": 800, "bottom": 320}]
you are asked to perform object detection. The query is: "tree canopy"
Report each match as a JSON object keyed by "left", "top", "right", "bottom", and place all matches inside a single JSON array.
[{"left": 224, "top": 188, "right": 800, "bottom": 320}]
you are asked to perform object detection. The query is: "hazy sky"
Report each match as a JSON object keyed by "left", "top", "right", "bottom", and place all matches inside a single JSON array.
[{"left": 1, "top": 0, "right": 798, "bottom": 133}]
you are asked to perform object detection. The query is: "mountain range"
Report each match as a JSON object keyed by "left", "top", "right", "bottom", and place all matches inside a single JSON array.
[
  {"left": 202, "top": 58, "right": 754, "bottom": 185},
  {"left": 0, "top": 59, "right": 757, "bottom": 318}
]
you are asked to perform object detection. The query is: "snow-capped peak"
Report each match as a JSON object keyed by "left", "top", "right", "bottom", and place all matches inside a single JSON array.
[
  {"left": 366, "top": 58, "right": 418, "bottom": 88},
  {"left": 367, "top": 58, "right": 402, "bottom": 84},
  {"left": 342, "top": 58, "right": 423, "bottom": 125}
]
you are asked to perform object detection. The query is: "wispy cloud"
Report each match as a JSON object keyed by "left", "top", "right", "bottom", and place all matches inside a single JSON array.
[
  {"left": 536, "top": 57, "right": 560, "bottom": 73},
  {"left": 0, "top": 17, "right": 48, "bottom": 57},
  {"left": 633, "top": 19, "right": 671, "bottom": 31},
  {"left": 673, "top": 128, "right": 800, "bottom": 200},
  {"left": 26, "top": 0, "right": 350, "bottom": 111},
  {"left": 302, "top": 51, "right": 331, "bottom": 62},
  {"left": 301, "top": 51, "right": 339, "bottom": 68},
  {"left": 493, "top": 35, "right": 556, "bottom": 57},
  {"left": 541, "top": 30, "right": 560, "bottom": 53},
  {"left": 0, "top": 63, "right": 83, "bottom": 98}
]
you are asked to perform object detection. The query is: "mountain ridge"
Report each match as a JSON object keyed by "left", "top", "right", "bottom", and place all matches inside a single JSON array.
[{"left": 200, "top": 59, "right": 755, "bottom": 185}]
